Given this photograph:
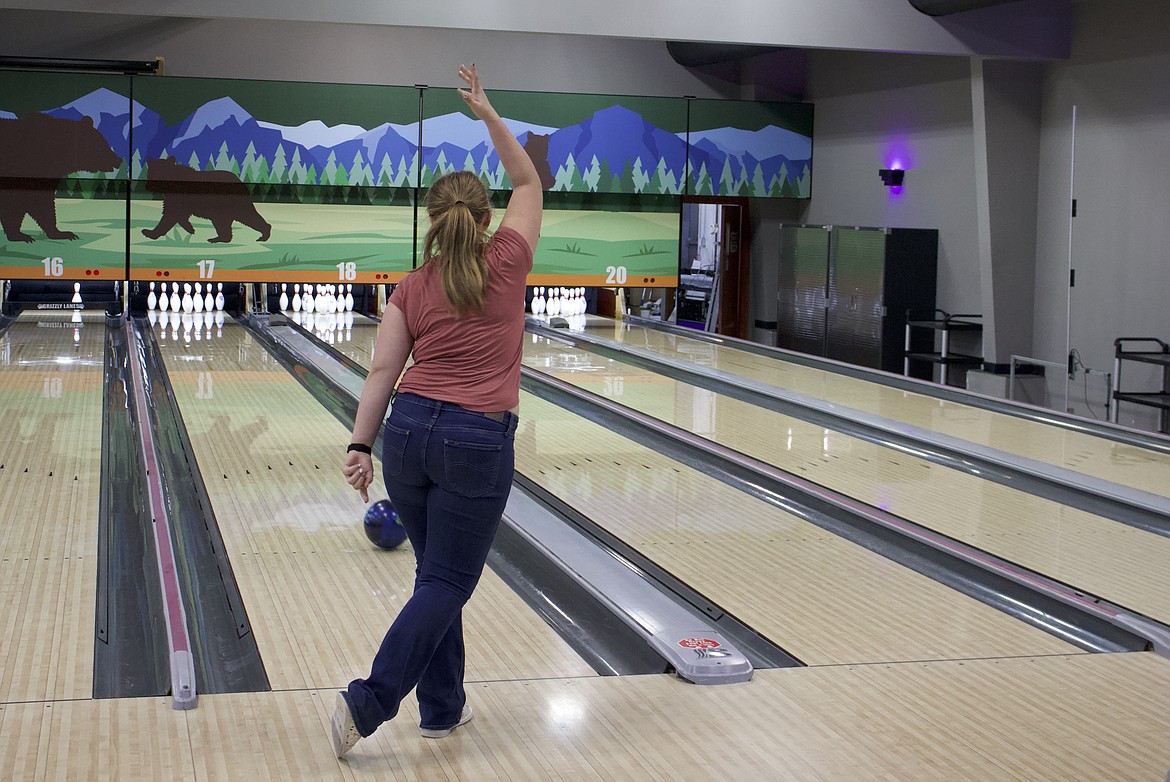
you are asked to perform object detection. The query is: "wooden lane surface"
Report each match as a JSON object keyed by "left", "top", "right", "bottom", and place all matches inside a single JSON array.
[
  {"left": 588, "top": 318, "right": 1170, "bottom": 500},
  {"left": 514, "top": 392, "right": 1076, "bottom": 665},
  {"left": 340, "top": 326, "right": 1076, "bottom": 665},
  {"left": 0, "top": 313, "right": 104, "bottom": 703},
  {"left": 524, "top": 335, "right": 1170, "bottom": 627},
  {"left": 150, "top": 319, "right": 595, "bottom": 692},
  {"left": 2, "top": 652, "right": 1167, "bottom": 780}
]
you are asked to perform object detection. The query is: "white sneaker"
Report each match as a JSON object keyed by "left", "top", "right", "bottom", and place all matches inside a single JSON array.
[
  {"left": 419, "top": 705, "right": 473, "bottom": 738},
  {"left": 331, "top": 692, "right": 361, "bottom": 758}
]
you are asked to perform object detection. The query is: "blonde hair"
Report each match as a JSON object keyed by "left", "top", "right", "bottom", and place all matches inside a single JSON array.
[{"left": 423, "top": 171, "right": 492, "bottom": 316}]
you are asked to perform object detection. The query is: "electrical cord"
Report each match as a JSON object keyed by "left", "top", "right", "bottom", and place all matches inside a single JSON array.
[{"left": 1069, "top": 349, "right": 1108, "bottom": 419}]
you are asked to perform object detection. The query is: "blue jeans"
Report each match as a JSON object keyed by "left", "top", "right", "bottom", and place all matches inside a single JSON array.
[{"left": 344, "top": 392, "right": 517, "bottom": 737}]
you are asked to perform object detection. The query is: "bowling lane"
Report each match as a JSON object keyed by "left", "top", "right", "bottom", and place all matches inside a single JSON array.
[
  {"left": 0, "top": 312, "right": 103, "bottom": 702},
  {"left": 150, "top": 315, "right": 595, "bottom": 691},
  {"left": 341, "top": 324, "right": 1077, "bottom": 665},
  {"left": 583, "top": 317, "right": 1170, "bottom": 500},
  {"left": 523, "top": 332, "right": 1170, "bottom": 628}
]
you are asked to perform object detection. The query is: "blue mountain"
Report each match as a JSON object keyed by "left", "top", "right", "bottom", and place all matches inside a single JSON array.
[
  {"left": 19, "top": 88, "right": 810, "bottom": 194},
  {"left": 689, "top": 124, "right": 811, "bottom": 163},
  {"left": 44, "top": 87, "right": 144, "bottom": 159},
  {"left": 547, "top": 105, "right": 686, "bottom": 177}
]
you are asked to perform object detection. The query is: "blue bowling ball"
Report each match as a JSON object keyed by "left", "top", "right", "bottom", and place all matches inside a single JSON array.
[{"left": 363, "top": 499, "right": 407, "bottom": 550}]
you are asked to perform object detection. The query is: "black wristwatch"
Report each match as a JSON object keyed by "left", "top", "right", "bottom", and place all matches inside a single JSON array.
[{"left": 347, "top": 443, "right": 372, "bottom": 455}]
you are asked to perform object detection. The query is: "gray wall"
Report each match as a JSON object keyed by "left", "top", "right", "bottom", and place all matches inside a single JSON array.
[
  {"left": 1033, "top": 0, "right": 1170, "bottom": 427},
  {"left": 0, "top": 10, "right": 729, "bottom": 97},
  {"left": 0, "top": 0, "right": 1073, "bottom": 58},
  {"left": 801, "top": 50, "right": 982, "bottom": 317}
]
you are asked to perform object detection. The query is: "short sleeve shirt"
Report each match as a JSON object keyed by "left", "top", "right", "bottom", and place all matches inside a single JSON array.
[{"left": 389, "top": 226, "right": 533, "bottom": 411}]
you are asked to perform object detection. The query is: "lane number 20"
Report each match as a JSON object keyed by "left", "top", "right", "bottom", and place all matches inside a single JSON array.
[{"left": 605, "top": 265, "right": 628, "bottom": 285}]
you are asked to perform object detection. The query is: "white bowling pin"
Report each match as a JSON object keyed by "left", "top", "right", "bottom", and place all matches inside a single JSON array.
[
  {"left": 215, "top": 283, "right": 225, "bottom": 312},
  {"left": 303, "top": 285, "right": 315, "bottom": 314},
  {"left": 159, "top": 283, "right": 169, "bottom": 312},
  {"left": 193, "top": 282, "right": 204, "bottom": 313},
  {"left": 72, "top": 283, "right": 82, "bottom": 304},
  {"left": 292, "top": 284, "right": 301, "bottom": 312},
  {"left": 204, "top": 287, "right": 213, "bottom": 312},
  {"left": 345, "top": 284, "right": 354, "bottom": 312},
  {"left": 182, "top": 283, "right": 194, "bottom": 313},
  {"left": 170, "top": 285, "right": 181, "bottom": 312},
  {"left": 279, "top": 283, "right": 289, "bottom": 311},
  {"left": 147, "top": 282, "right": 157, "bottom": 310}
]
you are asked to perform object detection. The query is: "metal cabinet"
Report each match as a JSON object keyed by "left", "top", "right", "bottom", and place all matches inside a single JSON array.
[{"left": 777, "top": 225, "right": 938, "bottom": 377}]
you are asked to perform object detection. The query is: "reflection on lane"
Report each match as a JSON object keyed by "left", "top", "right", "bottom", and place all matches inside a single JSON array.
[{"left": 584, "top": 316, "right": 1170, "bottom": 498}]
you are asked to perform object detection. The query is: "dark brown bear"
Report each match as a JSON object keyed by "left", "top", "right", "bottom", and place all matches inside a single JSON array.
[
  {"left": 522, "top": 133, "right": 555, "bottom": 191},
  {"left": 0, "top": 114, "right": 122, "bottom": 243},
  {"left": 141, "top": 157, "right": 271, "bottom": 243}
]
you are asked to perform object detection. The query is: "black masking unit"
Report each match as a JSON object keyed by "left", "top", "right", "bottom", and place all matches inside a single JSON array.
[{"left": 908, "top": 0, "right": 1022, "bottom": 15}]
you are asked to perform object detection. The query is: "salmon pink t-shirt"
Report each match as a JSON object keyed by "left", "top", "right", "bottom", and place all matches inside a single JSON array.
[{"left": 389, "top": 226, "right": 533, "bottom": 412}]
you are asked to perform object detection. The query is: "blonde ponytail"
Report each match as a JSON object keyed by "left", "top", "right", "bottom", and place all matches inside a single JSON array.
[{"left": 423, "top": 171, "right": 492, "bottom": 316}]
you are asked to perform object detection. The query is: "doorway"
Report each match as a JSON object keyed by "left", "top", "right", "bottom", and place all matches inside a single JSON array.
[{"left": 677, "top": 197, "right": 750, "bottom": 338}]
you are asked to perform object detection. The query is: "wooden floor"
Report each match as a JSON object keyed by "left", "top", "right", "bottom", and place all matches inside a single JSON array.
[
  {"left": 522, "top": 331, "right": 1170, "bottom": 627},
  {"left": 0, "top": 312, "right": 104, "bottom": 703},
  {"left": 3, "top": 311, "right": 1170, "bottom": 781},
  {"left": 587, "top": 318, "right": 1170, "bottom": 500},
  {"left": 1, "top": 654, "right": 1168, "bottom": 780}
]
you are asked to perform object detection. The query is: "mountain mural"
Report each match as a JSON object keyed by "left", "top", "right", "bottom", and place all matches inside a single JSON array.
[{"left": 3, "top": 86, "right": 812, "bottom": 198}]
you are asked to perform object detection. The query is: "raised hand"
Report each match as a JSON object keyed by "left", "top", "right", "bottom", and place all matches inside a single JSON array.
[{"left": 457, "top": 63, "right": 498, "bottom": 121}]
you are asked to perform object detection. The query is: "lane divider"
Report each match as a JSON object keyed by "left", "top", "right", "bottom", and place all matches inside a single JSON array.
[{"left": 125, "top": 319, "right": 197, "bottom": 710}]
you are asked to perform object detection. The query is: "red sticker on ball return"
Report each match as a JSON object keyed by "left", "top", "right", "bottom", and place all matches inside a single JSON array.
[{"left": 677, "top": 637, "right": 721, "bottom": 649}]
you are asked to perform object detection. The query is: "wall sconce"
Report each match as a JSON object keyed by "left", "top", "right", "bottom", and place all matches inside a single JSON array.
[{"left": 879, "top": 168, "right": 905, "bottom": 187}]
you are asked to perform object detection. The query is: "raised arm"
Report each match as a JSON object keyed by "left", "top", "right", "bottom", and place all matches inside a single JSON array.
[{"left": 457, "top": 64, "right": 542, "bottom": 254}]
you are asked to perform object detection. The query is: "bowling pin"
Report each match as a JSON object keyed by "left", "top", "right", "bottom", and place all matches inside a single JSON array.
[
  {"left": 72, "top": 282, "right": 82, "bottom": 304},
  {"left": 292, "top": 284, "right": 301, "bottom": 312},
  {"left": 303, "top": 284, "right": 315, "bottom": 314},
  {"left": 279, "top": 283, "right": 289, "bottom": 311},
  {"left": 147, "top": 282, "right": 157, "bottom": 310},
  {"left": 170, "top": 284, "right": 181, "bottom": 312},
  {"left": 215, "top": 283, "right": 225, "bottom": 312},
  {"left": 345, "top": 284, "right": 354, "bottom": 312},
  {"left": 204, "top": 286, "right": 213, "bottom": 312},
  {"left": 182, "top": 283, "right": 193, "bottom": 313},
  {"left": 193, "top": 283, "right": 204, "bottom": 313},
  {"left": 159, "top": 283, "right": 169, "bottom": 312}
]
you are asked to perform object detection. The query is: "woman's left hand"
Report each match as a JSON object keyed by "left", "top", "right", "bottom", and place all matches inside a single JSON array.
[{"left": 343, "top": 451, "right": 374, "bottom": 503}]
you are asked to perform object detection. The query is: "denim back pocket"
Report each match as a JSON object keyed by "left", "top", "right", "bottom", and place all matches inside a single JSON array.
[
  {"left": 442, "top": 438, "right": 503, "bottom": 498},
  {"left": 381, "top": 422, "right": 411, "bottom": 478}
]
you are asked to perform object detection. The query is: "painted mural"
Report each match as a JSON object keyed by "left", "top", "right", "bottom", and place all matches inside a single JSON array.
[{"left": 0, "top": 71, "right": 813, "bottom": 285}]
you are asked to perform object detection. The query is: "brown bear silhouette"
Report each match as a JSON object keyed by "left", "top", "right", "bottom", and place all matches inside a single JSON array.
[
  {"left": 141, "top": 157, "right": 271, "bottom": 243},
  {"left": 522, "top": 133, "right": 556, "bottom": 191},
  {"left": 0, "top": 114, "right": 122, "bottom": 243}
]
